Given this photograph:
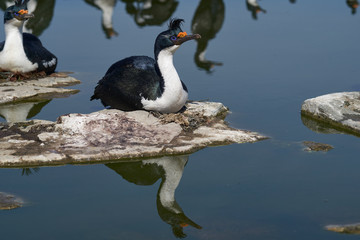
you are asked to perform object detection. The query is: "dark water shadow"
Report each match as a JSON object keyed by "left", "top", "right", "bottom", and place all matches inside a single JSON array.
[{"left": 106, "top": 155, "right": 202, "bottom": 238}]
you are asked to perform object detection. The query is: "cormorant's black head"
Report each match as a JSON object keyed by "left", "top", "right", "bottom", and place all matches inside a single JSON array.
[
  {"left": 4, "top": 0, "right": 34, "bottom": 24},
  {"left": 154, "top": 18, "right": 201, "bottom": 59}
]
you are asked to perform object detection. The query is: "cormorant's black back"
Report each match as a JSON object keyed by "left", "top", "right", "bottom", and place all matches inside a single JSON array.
[
  {"left": 91, "top": 56, "right": 164, "bottom": 111},
  {"left": 23, "top": 33, "right": 57, "bottom": 74},
  {"left": 0, "top": 33, "right": 57, "bottom": 74}
]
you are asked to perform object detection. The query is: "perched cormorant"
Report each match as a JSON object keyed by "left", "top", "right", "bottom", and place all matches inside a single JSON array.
[
  {"left": 91, "top": 18, "right": 201, "bottom": 113},
  {"left": 0, "top": 0, "right": 57, "bottom": 75}
]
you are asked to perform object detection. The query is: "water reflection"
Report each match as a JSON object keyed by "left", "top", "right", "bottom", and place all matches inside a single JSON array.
[
  {"left": 84, "top": 0, "right": 119, "bottom": 39},
  {"left": 289, "top": 0, "right": 296, "bottom": 3},
  {"left": 21, "top": 167, "right": 40, "bottom": 176},
  {"left": 0, "top": 100, "right": 51, "bottom": 122},
  {"left": 301, "top": 114, "right": 360, "bottom": 137},
  {"left": 106, "top": 155, "right": 202, "bottom": 238},
  {"left": 191, "top": 0, "right": 224, "bottom": 73},
  {"left": 246, "top": 0, "right": 266, "bottom": 20},
  {"left": 0, "top": 0, "right": 55, "bottom": 36},
  {"left": 121, "top": 0, "right": 178, "bottom": 27},
  {"left": 347, "top": 0, "right": 359, "bottom": 14}
]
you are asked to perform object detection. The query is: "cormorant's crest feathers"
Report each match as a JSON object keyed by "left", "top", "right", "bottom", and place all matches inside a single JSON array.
[
  {"left": 14, "top": 0, "right": 29, "bottom": 7},
  {"left": 168, "top": 18, "right": 184, "bottom": 30}
]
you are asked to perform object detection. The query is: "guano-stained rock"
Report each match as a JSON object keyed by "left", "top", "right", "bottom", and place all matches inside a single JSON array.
[
  {"left": 301, "top": 92, "right": 360, "bottom": 136},
  {"left": 0, "top": 73, "right": 80, "bottom": 105},
  {"left": 0, "top": 102, "right": 267, "bottom": 167}
]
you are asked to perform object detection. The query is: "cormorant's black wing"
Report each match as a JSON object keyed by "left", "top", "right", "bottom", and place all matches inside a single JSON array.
[
  {"left": 91, "top": 56, "right": 164, "bottom": 111},
  {"left": 22, "top": 33, "right": 57, "bottom": 74}
]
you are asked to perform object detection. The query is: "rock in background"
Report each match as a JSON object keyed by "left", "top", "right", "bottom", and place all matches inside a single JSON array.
[{"left": 301, "top": 92, "right": 360, "bottom": 136}]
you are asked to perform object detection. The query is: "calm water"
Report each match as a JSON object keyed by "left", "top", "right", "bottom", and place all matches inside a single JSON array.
[{"left": 1, "top": 0, "right": 360, "bottom": 239}]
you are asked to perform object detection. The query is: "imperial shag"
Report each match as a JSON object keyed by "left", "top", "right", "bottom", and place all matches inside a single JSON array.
[
  {"left": 91, "top": 18, "right": 201, "bottom": 113},
  {"left": 0, "top": 0, "right": 57, "bottom": 75}
]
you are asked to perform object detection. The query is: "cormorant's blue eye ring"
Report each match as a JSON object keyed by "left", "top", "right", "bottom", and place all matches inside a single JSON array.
[{"left": 170, "top": 36, "right": 177, "bottom": 41}]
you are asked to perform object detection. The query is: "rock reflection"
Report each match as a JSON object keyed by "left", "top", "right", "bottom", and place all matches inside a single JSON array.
[
  {"left": 289, "top": 0, "right": 296, "bottom": 3},
  {"left": 191, "top": 0, "right": 224, "bottom": 73},
  {"left": 347, "top": 0, "right": 359, "bottom": 14},
  {"left": 0, "top": 0, "right": 55, "bottom": 36},
  {"left": 84, "top": 0, "right": 119, "bottom": 39},
  {"left": 121, "top": 0, "right": 178, "bottom": 27},
  {"left": 246, "top": 0, "right": 266, "bottom": 20},
  {"left": 0, "top": 100, "right": 51, "bottom": 123},
  {"left": 106, "top": 155, "right": 202, "bottom": 238},
  {"left": 301, "top": 113, "right": 360, "bottom": 137}
]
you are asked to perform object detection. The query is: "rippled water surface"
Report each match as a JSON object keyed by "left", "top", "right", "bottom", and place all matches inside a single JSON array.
[{"left": 1, "top": 0, "right": 360, "bottom": 239}]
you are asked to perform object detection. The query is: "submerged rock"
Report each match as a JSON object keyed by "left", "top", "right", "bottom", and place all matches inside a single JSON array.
[
  {"left": 326, "top": 223, "right": 360, "bottom": 234},
  {"left": 0, "top": 192, "right": 22, "bottom": 210},
  {"left": 301, "top": 92, "right": 360, "bottom": 136},
  {"left": 302, "top": 141, "right": 334, "bottom": 152},
  {"left": 0, "top": 102, "right": 267, "bottom": 167}
]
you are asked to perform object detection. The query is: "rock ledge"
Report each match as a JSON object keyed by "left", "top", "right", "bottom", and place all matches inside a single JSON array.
[
  {"left": 0, "top": 102, "right": 267, "bottom": 167},
  {"left": 301, "top": 92, "right": 360, "bottom": 136}
]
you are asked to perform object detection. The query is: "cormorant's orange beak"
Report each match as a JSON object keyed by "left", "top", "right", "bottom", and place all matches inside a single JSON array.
[{"left": 14, "top": 9, "right": 34, "bottom": 21}]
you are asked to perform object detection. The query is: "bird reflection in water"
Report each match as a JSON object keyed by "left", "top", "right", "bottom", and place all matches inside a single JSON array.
[
  {"left": 191, "top": 0, "right": 224, "bottom": 73},
  {"left": 246, "top": 0, "right": 266, "bottom": 20},
  {"left": 106, "top": 155, "right": 202, "bottom": 238},
  {"left": 84, "top": 0, "right": 119, "bottom": 39},
  {"left": 0, "top": 100, "right": 51, "bottom": 122},
  {"left": 347, "top": 0, "right": 359, "bottom": 14},
  {"left": 0, "top": 0, "right": 55, "bottom": 36},
  {"left": 121, "top": 0, "right": 178, "bottom": 27}
]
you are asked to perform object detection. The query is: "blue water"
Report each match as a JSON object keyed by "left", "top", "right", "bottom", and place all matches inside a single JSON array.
[{"left": 1, "top": 0, "right": 360, "bottom": 239}]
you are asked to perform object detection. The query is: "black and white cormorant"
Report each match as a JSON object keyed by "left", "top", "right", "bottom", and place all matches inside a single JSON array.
[
  {"left": 91, "top": 18, "right": 201, "bottom": 113},
  {"left": 0, "top": 0, "right": 57, "bottom": 75}
]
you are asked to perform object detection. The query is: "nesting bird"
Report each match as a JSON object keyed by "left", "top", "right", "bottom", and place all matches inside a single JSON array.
[
  {"left": 0, "top": 0, "right": 57, "bottom": 76},
  {"left": 91, "top": 18, "right": 201, "bottom": 113}
]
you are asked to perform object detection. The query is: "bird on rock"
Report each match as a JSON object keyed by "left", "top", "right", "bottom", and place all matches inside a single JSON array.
[
  {"left": 0, "top": 0, "right": 57, "bottom": 79},
  {"left": 91, "top": 18, "right": 201, "bottom": 113}
]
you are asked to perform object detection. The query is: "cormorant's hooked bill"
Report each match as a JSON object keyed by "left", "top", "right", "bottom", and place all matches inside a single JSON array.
[{"left": 5, "top": 0, "right": 34, "bottom": 22}]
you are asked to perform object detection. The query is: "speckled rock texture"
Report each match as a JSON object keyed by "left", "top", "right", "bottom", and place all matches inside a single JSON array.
[
  {"left": 0, "top": 102, "right": 267, "bottom": 167},
  {"left": 326, "top": 223, "right": 360, "bottom": 234},
  {"left": 0, "top": 192, "right": 22, "bottom": 210},
  {"left": 0, "top": 73, "right": 80, "bottom": 105},
  {"left": 301, "top": 92, "right": 360, "bottom": 136}
]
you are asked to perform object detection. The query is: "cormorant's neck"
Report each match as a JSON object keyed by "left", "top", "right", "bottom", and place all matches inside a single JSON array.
[
  {"left": 156, "top": 156, "right": 187, "bottom": 212},
  {"left": 4, "top": 20, "right": 24, "bottom": 50},
  {"left": 155, "top": 45, "right": 181, "bottom": 83}
]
